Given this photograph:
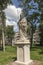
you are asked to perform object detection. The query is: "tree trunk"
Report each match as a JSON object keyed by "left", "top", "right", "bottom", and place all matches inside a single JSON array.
[
  {"left": 2, "top": 27, "right": 5, "bottom": 52},
  {"left": 40, "top": 38, "right": 43, "bottom": 46},
  {"left": 30, "top": 34, "right": 33, "bottom": 48},
  {"left": 30, "top": 28, "right": 33, "bottom": 48}
]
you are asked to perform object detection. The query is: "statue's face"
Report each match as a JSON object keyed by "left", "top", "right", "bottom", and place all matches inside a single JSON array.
[{"left": 19, "top": 21, "right": 27, "bottom": 32}]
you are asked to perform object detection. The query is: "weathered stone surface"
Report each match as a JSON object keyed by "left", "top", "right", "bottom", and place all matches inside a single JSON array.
[
  {"left": 14, "top": 18, "right": 30, "bottom": 44},
  {"left": 14, "top": 18, "right": 32, "bottom": 65},
  {"left": 17, "top": 45, "right": 30, "bottom": 62},
  {"left": 7, "top": 60, "right": 40, "bottom": 65}
]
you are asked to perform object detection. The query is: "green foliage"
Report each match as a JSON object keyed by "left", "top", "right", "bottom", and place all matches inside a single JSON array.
[
  {"left": 0, "top": 0, "right": 12, "bottom": 52},
  {"left": 6, "top": 26, "right": 15, "bottom": 43},
  {"left": 0, "top": 26, "right": 2, "bottom": 40},
  {"left": 38, "top": 0, "right": 43, "bottom": 45},
  {"left": 39, "top": 21, "right": 43, "bottom": 45},
  {"left": 34, "top": 0, "right": 40, "bottom": 2},
  {"left": 0, "top": 0, "right": 11, "bottom": 10}
]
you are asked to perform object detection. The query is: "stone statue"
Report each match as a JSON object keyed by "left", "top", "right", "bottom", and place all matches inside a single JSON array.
[
  {"left": 15, "top": 17, "right": 30, "bottom": 43},
  {"left": 14, "top": 18, "right": 32, "bottom": 65},
  {"left": 18, "top": 18, "right": 28, "bottom": 40}
]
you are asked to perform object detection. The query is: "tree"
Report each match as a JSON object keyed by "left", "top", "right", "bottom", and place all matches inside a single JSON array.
[
  {"left": 6, "top": 26, "right": 15, "bottom": 45},
  {"left": 32, "top": 0, "right": 43, "bottom": 45},
  {"left": 0, "top": 0, "right": 11, "bottom": 52},
  {"left": 27, "top": 12, "right": 40, "bottom": 47},
  {"left": 0, "top": 26, "right": 2, "bottom": 46},
  {"left": 18, "top": 0, "right": 40, "bottom": 47},
  {"left": 38, "top": 0, "right": 43, "bottom": 45},
  {"left": 39, "top": 21, "right": 43, "bottom": 45}
]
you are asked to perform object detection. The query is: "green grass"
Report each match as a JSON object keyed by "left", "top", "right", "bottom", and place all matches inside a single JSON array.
[
  {"left": 30, "top": 46, "right": 43, "bottom": 65},
  {"left": 0, "top": 46, "right": 17, "bottom": 65},
  {"left": 0, "top": 45, "right": 43, "bottom": 65}
]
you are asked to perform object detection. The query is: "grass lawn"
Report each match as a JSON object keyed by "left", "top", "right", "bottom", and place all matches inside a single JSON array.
[
  {"left": 30, "top": 46, "right": 43, "bottom": 65},
  {"left": 0, "top": 45, "right": 43, "bottom": 65},
  {"left": 0, "top": 46, "right": 17, "bottom": 65}
]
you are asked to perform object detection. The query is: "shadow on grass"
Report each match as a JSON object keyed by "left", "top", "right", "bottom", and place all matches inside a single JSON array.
[
  {"left": 0, "top": 47, "right": 3, "bottom": 51},
  {"left": 30, "top": 46, "right": 40, "bottom": 51},
  {"left": 35, "top": 44, "right": 43, "bottom": 46},
  {"left": 12, "top": 57, "right": 17, "bottom": 61},
  {"left": 30, "top": 44, "right": 43, "bottom": 54},
  {"left": 39, "top": 52, "right": 43, "bottom": 54},
  {"left": 35, "top": 44, "right": 43, "bottom": 54}
]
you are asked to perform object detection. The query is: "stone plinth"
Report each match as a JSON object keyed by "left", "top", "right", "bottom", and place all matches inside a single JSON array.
[{"left": 15, "top": 40, "right": 32, "bottom": 65}]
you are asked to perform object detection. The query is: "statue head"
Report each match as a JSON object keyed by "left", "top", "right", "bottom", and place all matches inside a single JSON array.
[{"left": 18, "top": 18, "right": 28, "bottom": 33}]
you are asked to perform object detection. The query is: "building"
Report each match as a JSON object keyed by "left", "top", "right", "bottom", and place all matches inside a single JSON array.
[{"left": 33, "top": 30, "right": 40, "bottom": 44}]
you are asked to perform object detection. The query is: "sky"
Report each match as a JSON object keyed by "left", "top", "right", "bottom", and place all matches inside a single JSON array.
[
  {"left": 4, "top": 3, "right": 22, "bottom": 32},
  {"left": 4, "top": 0, "right": 40, "bottom": 32},
  {"left": 12, "top": 0, "right": 19, "bottom": 7}
]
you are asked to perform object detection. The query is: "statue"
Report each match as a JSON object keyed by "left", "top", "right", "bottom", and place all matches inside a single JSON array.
[
  {"left": 14, "top": 14, "right": 32, "bottom": 65},
  {"left": 15, "top": 17, "right": 30, "bottom": 43},
  {"left": 18, "top": 18, "right": 28, "bottom": 40}
]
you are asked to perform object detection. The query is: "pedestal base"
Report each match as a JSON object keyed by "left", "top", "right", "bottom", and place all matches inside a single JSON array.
[{"left": 15, "top": 60, "right": 33, "bottom": 65}]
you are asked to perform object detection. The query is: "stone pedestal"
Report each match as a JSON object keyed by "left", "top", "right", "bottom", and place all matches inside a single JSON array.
[{"left": 15, "top": 41, "right": 32, "bottom": 65}]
